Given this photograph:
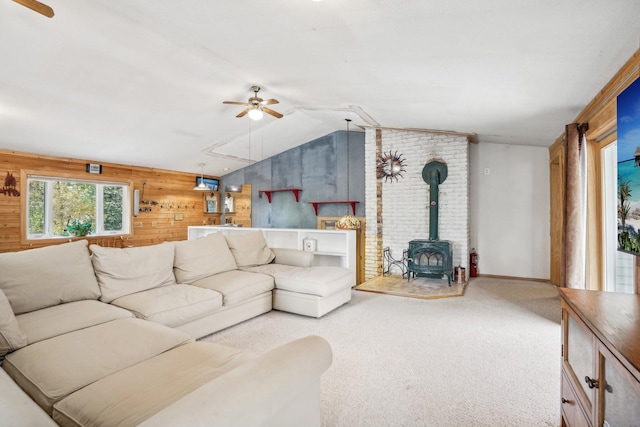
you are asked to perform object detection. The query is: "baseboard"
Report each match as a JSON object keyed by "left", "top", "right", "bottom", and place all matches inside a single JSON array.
[{"left": 476, "top": 274, "right": 551, "bottom": 283}]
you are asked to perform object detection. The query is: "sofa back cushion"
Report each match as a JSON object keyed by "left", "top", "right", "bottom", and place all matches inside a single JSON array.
[
  {"left": 224, "top": 231, "right": 275, "bottom": 267},
  {"left": 91, "top": 242, "right": 177, "bottom": 303},
  {"left": 173, "top": 233, "right": 238, "bottom": 283},
  {"left": 0, "top": 289, "right": 27, "bottom": 356},
  {"left": 0, "top": 240, "right": 101, "bottom": 315}
]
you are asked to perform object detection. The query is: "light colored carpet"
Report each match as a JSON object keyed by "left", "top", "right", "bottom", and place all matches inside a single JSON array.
[
  {"left": 199, "top": 277, "right": 561, "bottom": 427},
  {"left": 356, "top": 274, "right": 466, "bottom": 299}
]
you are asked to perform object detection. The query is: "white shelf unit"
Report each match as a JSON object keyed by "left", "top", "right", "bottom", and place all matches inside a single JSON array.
[{"left": 188, "top": 226, "right": 356, "bottom": 275}]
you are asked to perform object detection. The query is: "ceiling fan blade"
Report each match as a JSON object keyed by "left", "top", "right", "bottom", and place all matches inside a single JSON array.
[
  {"left": 223, "top": 101, "right": 249, "bottom": 106},
  {"left": 261, "top": 99, "right": 279, "bottom": 106},
  {"left": 12, "top": 0, "right": 54, "bottom": 17},
  {"left": 236, "top": 109, "right": 250, "bottom": 118},
  {"left": 263, "top": 107, "right": 283, "bottom": 119}
]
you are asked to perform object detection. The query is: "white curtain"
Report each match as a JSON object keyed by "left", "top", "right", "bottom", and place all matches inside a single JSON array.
[{"left": 564, "top": 123, "right": 587, "bottom": 289}]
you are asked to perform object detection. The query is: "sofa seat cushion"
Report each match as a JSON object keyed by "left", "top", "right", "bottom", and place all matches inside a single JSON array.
[
  {"left": 174, "top": 232, "right": 238, "bottom": 283},
  {"left": 53, "top": 342, "right": 255, "bottom": 427},
  {"left": 244, "top": 265, "right": 354, "bottom": 297},
  {"left": 0, "top": 240, "right": 101, "bottom": 315},
  {"left": 192, "top": 270, "right": 274, "bottom": 306},
  {"left": 110, "top": 284, "right": 223, "bottom": 327},
  {"left": 16, "top": 300, "right": 134, "bottom": 345},
  {"left": 3, "top": 318, "right": 193, "bottom": 415},
  {"left": 91, "top": 242, "right": 177, "bottom": 303}
]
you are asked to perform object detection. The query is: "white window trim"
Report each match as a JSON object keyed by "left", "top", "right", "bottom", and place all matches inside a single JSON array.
[{"left": 21, "top": 169, "right": 133, "bottom": 243}]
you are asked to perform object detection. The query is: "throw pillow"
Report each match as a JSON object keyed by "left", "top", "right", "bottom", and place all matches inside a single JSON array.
[
  {"left": 0, "top": 240, "right": 101, "bottom": 315},
  {"left": 0, "top": 288, "right": 28, "bottom": 356},
  {"left": 173, "top": 232, "right": 238, "bottom": 283},
  {"left": 224, "top": 231, "right": 275, "bottom": 267},
  {"left": 91, "top": 242, "right": 177, "bottom": 303}
]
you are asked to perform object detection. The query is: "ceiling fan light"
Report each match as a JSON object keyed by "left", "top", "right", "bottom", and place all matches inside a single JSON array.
[{"left": 248, "top": 108, "right": 264, "bottom": 120}]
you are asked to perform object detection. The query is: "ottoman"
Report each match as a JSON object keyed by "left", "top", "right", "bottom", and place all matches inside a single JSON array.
[{"left": 244, "top": 264, "right": 354, "bottom": 317}]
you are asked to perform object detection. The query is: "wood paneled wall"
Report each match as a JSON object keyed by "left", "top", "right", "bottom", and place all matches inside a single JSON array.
[
  {"left": 549, "top": 48, "right": 640, "bottom": 290},
  {"left": 0, "top": 150, "right": 221, "bottom": 253}
]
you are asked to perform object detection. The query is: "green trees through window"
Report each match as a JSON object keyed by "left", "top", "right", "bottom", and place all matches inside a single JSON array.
[
  {"left": 26, "top": 176, "right": 129, "bottom": 239},
  {"left": 27, "top": 180, "right": 45, "bottom": 235},
  {"left": 103, "top": 185, "right": 124, "bottom": 231}
]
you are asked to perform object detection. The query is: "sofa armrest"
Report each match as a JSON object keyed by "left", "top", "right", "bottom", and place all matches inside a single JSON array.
[
  {"left": 139, "top": 335, "right": 332, "bottom": 427},
  {"left": 272, "top": 248, "right": 314, "bottom": 267},
  {"left": 0, "top": 367, "right": 58, "bottom": 427}
]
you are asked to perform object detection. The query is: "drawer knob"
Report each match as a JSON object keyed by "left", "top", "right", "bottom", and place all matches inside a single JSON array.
[
  {"left": 584, "top": 376, "right": 599, "bottom": 389},
  {"left": 561, "top": 398, "right": 572, "bottom": 404}
]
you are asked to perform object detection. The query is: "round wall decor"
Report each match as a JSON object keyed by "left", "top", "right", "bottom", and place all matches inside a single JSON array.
[{"left": 376, "top": 151, "right": 407, "bottom": 182}]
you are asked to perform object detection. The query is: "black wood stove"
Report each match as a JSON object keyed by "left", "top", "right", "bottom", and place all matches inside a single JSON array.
[
  {"left": 407, "top": 239, "right": 452, "bottom": 284},
  {"left": 407, "top": 160, "right": 453, "bottom": 285}
]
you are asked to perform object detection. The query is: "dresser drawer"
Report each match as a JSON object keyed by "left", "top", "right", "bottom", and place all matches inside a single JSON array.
[{"left": 561, "top": 370, "right": 590, "bottom": 427}]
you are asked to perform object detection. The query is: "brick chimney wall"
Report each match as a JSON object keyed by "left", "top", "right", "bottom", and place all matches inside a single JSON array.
[{"left": 364, "top": 128, "right": 470, "bottom": 280}]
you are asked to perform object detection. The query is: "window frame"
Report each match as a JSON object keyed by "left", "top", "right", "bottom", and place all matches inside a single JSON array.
[{"left": 20, "top": 169, "right": 134, "bottom": 244}]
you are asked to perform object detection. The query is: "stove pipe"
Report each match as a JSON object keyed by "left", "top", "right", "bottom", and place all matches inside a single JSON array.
[{"left": 421, "top": 161, "right": 448, "bottom": 240}]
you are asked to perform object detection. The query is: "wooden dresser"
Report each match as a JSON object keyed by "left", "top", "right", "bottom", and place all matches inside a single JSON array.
[{"left": 559, "top": 288, "right": 640, "bottom": 427}]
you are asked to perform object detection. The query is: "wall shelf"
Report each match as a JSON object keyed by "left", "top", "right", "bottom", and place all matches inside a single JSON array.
[
  {"left": 259, "top": 188, "right": 302, "bottom": 203},
  {"left": 308, "top": 200, "right": 359, "bottom": 216}
]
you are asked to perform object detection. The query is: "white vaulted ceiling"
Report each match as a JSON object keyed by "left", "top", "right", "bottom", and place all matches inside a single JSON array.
[{"left": 0, "top": 0, "right": 639, "bottom": 176}]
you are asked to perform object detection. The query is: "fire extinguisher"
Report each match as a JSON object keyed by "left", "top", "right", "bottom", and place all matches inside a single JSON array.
[{"left": 470, "top": 248, "right": 478, "bottom": 277}]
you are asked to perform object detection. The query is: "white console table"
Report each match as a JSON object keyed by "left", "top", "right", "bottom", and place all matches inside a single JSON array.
[{"left": 188, "top": 226, "right": 357, "bottom": 276}]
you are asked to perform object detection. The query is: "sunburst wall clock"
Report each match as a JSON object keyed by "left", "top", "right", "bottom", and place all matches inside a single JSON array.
[{"left": 376, "top": 151, "right": 407, "bottom": 182}]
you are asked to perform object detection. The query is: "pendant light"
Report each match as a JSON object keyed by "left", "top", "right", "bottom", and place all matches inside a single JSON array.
[
  {"left": 337, "top": 119, "right": 361, "bottom": 230},
  {"left": 193, "top": 163, "right": 209, "bottom": 191}
]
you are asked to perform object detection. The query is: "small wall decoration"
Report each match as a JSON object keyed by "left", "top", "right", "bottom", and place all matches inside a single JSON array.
[
  {"left": 1, "top": 172, "right": 20, "bottom": 197},
  {"left": 376, "top": 151, "right": 407, "bottom": 182},
  {"left": 85, "top": 163, "right": 103, "bottom": 174},
  {"left": 224, "top": 193, "right": 234, "bottom": 213},
  {"left": 206, "top": 195, "right": 218, "bottom": 213}
]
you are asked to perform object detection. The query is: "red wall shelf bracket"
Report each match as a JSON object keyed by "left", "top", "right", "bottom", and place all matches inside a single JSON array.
[
  {"left": 259, "top": 188, "right": 302, "bottom": 203},
  {"left": 308, "top": 200, "right": 359, "bottom": 216}
]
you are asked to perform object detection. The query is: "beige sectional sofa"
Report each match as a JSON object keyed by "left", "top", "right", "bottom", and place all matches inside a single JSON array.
[{"left": 0, "top": 230, "right": 353, "bottom": 426}]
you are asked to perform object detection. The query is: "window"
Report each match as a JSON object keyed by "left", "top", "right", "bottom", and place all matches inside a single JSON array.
[
  {"left": 25, "top": 174, "right": 130, "bottom": 240},
  {"left": 602, "top": 141, "right": 635, "bottom": 293}
]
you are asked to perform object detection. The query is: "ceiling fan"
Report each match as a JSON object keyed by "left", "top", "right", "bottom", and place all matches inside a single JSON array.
[
  {"left": 12, "top": 0, "right": 54, "bottom": 17},
  {"left": 223, "top": 86, "right": 283, "bottom": 120}
]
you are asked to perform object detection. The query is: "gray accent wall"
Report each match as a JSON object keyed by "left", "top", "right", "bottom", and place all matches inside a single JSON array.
[{"left": 222, "top": 130, "right": 365, "bottom": 229}]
